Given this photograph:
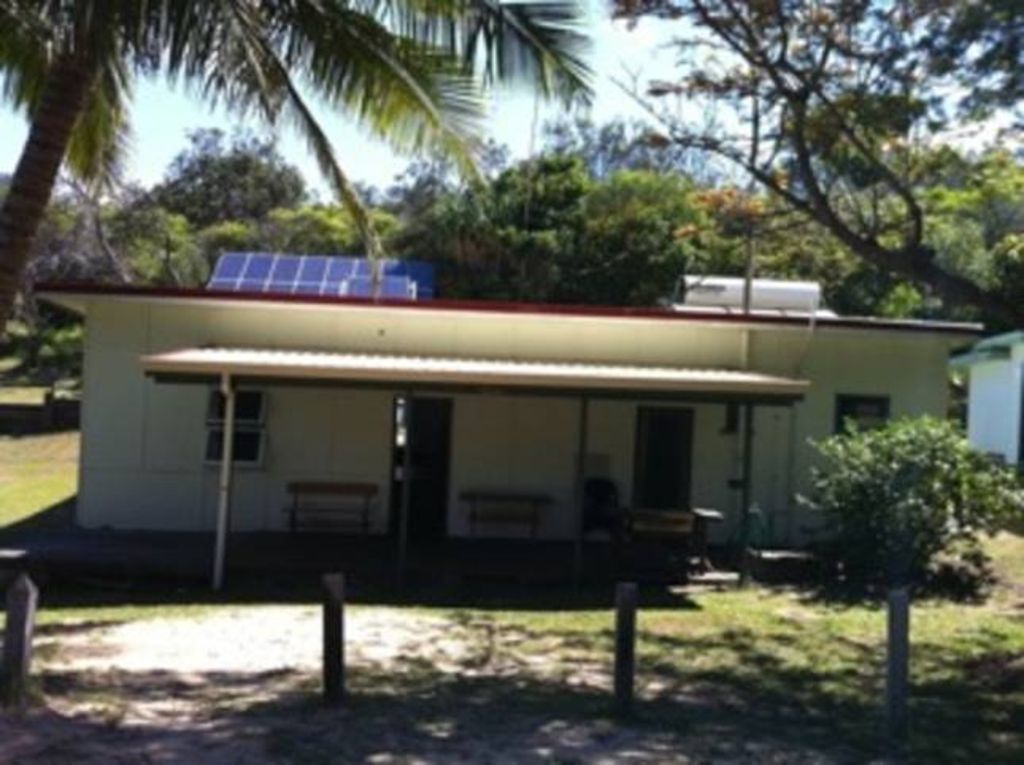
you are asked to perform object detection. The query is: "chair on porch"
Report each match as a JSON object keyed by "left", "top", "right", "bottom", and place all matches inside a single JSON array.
[{"left": 582, "top": 477, "right": 628, "bottom": 541}]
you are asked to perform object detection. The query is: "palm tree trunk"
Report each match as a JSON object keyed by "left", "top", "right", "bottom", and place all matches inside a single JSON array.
[{"left": 0, "top": 57, "right": 93, "bottom": 329}]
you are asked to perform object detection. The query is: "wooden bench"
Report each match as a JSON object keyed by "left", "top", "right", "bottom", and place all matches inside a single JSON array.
[
  {"left": 284, "top": 481, "right": 377, "bottom": 534},
  {"left": 461, "top": 491, "right": 552, "bottom": 537}
]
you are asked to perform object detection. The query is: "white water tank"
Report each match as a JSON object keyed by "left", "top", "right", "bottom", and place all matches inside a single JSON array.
[{"left": 682, "top": 276, "right": 823, "bottom": 313}]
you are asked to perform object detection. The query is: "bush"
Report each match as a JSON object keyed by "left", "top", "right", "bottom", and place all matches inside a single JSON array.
[
  {"left": 804, "top": 417, "right": 1024, "bottom": 595},
  {"left": 36, "top": 323, "right": 83, "bottom": 378}
]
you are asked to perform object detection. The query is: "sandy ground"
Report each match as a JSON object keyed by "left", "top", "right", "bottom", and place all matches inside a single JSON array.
[{"left": 0, "top": 607, "right": 846, "bottom": 764}]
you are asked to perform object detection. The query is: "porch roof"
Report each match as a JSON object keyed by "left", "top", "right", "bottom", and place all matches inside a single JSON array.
[{"left": 141, "top": 346, "right": 809, "bottom": 402}]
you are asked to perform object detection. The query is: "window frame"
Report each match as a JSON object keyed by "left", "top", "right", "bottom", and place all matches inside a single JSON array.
[
  {"left": 206, "top": 389, "right": 266, "bottom": 427},
  {"left": 203, "top": 389, "right": 268, "bottom": 467},
  {"left": 834, "top": 394, "right": 891, "bottom": 434}
]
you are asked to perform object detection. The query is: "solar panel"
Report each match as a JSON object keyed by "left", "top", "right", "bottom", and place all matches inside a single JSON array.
[
  {"left": 372, "top": 276, "right": 416, "bottom": 298},
  {"left": 213, "top": 252, "right": 247, "bottom": 279},
  {"left": 243, "top": 255, "right": 273, "bottom": 280},
  {"left": 207, "top": 252, "right": 433, "bottom": 299}
]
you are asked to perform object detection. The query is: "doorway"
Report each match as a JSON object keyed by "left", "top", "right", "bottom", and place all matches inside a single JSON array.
[
  {"left": 391, "top": 396, "right": 452, "bottom": 541},
  {"left": 633, "top": 406, "right": 694, "bottom": 510}
]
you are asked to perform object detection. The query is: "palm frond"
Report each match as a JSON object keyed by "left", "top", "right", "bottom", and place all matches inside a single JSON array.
[
  {"left": 0, "top": 1, "right": 53, "bottom": 113},
  {"left": 374, "top": 0, "right": 593, "bottom": 102},
  {"left": 65, "top": 59, "right": 133, "bottom": 189},
  {"left": 272, "top": 1, "right": 487, "bottom": 172},
  {"left": 218, "top": 0, "right": 388, "bottom": 258}
]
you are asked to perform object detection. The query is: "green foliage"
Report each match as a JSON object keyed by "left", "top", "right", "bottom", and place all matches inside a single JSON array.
[
  {"left": 148, "top": 130, "right": 306, "bottom": 229},
  {"left": 611, "top": 0, "right": 1024, "bottom": 324},
  {"left": 14, "top": 116, "right": 1024, "bottom": 324},
  {"left": 2, "top": 319, "right": 82, "bottom": 380},
  {"left": 196, "top": 219, "right": 260, "bottom": 270},
  {"left": 104, "top": 205, "right": 205, "bottom": 286},
  {"left": 488, "top": 154, "right": 592, "bottom": 300},
  {"left": 919, "top": 148, "right": 1024, "bottom": 326},
  {"left": 924, "top": 0, "right": 1024, "bottom": 114},
  {"left": 195, "top": 205, "right": 400, "bottom": 271},
  {"left": 0, "top": 0, "right": 592, "bottom": 321},
  {"left": 393, "top": 156, "right": 722, "bottom": 305},
  {"left": 806, "top": 417, "right": 1024, "bottom": 594},
  {"left": 567, "top": 171, "right": 706, "bottom": 305},
  {"left": 35, "top": 323, "right": 83, "bottom": 377},
  {"left": 262, "top": 206, "right": 398, "bottom": 255}
]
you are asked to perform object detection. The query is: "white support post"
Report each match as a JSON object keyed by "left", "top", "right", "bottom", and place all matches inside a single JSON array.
[{"left": 213, "top": 373, "right": 236, "bottom": 591}]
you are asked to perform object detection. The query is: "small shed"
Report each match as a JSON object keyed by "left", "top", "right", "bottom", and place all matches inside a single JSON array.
[{"left": 951, "top": 331, "right": 1024, "bottom": 467}]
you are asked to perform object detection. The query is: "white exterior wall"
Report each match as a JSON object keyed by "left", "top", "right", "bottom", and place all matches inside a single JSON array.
[
  {"left": 965, "top": 358, "right": 1022, "bottom": 464},
  {"left": 74, "top": 296, "right": 960, "bottom": 544}
]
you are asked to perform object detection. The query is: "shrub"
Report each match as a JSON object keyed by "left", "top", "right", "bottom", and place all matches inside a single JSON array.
[{"left": 804, "top": 417, "right": 1024, "bottom": 594}]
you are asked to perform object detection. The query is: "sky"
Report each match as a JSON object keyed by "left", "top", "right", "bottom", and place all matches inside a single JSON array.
[{"left": 0, "top": 7, "right": 680, "bottom": 196}]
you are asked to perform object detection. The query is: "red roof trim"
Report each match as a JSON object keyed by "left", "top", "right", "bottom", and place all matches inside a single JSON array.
[{"left": 36, "top": 282, "right": 983, "bottom": 336}]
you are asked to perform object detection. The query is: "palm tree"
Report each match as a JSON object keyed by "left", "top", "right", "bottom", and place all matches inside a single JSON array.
[{"left": 0, "top": 0, "right": 590, "bottom": 322}]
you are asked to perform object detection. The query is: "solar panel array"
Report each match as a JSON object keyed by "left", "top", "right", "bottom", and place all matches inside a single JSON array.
[{"left": 207, "top": 253, "right": 435, "bottom": 299}]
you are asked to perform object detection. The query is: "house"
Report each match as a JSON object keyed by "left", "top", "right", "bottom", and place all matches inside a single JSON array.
[
  {"left": 39, "top": 256, "right": 980, "bottom": 588},
  {"left": 951, "top": 331, "right": 1024, "bottom": 467}
]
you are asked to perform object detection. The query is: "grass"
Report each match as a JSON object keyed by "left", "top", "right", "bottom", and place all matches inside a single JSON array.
[
  {"left": 485, "top": 586, "right": 1023, "bottom": 762},
  {"left": 19, "top": 537, "right": 1023, "bottom": 764},
  {"left": 0, "top": 431, "right": 78, "bottom": 527},
  {"left": 0, "top": 426, "right": 1020, "bottom": 762},
  {"left": 988, "top": 530, "right": 1024, "bottom": 591}
]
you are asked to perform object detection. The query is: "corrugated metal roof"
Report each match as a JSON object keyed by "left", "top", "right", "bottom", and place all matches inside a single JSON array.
[{"left": 140, "top": 347, "right": 809, "bottom": 399}]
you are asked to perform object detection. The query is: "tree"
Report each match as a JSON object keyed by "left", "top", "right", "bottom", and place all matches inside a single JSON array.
[
  {"left": 387, "top": 182, "right": 500, "bottom": 298},
  {"left": 261, "top": 205, "right": 399, "bottom": 255},
  {"left": 148, "top": 129, "right": 306, "bottom": 228},
  {"left": 543, "top": 116, "right": 705, "bottom": 179},
  {"left": 563, "top": 170, "right": 710, "bottom": 304},
  {"left": 923, "top": 0, "right": 1024, "bottom": 115},
  {"left": 388, "top": 154, "right": 591, "bottom": 300},
  {"left": 489, "top": 154, "right": 593, "bottom": 300},
  {"left": 0, "top": 0, "right": 590, "bottom": 328},
  {"left": 613, "top": 0, "right": 1024, "bottom": 323},
  {"left": 103, "top": 205, "right": 204, "bottom": 286},
  {"left": 391, "top": 152, "right": 724, "bottom": 305}
]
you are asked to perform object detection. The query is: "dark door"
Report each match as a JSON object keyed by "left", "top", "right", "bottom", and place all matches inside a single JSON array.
[
  {"left": 633, "top": 407, "right": 694, "bottom": 510},
  {"left": 392, "top": 397, "right": 452, "bottom": 540}
]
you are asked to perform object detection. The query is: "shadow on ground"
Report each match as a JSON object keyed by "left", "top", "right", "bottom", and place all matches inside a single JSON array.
[
  {"left": 19, "top": 574, "right": 701, "bottom": 614},
  {"left": 3, "top": 609, "right": 1019, "bottom": 764}
]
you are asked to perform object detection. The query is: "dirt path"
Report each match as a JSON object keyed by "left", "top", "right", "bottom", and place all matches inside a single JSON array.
[{"left": 0, "top": 606, "right": 844, "bottom": 764}]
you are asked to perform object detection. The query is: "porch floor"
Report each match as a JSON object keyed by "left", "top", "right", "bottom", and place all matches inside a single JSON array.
[{"left": 0, "top": 529, "right": 705, "bottom": 587}]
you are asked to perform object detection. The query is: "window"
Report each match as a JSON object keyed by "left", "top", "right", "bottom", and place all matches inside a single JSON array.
[
  {"left": 834, "top": 395, "right": 890, "bottom": 434},
  {"left": 205, "top": 390, "right": 266, "bottom": 466}
]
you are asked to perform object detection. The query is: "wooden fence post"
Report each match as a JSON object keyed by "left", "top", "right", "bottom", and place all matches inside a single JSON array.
[
  {"left": 614, "top": 581, "right": 638, "bottom": 716},
  {"left": 322, "top": 573, "right": 345, "bottom": 705},
  {"left": 886, "top": 586, "right": 910, "bottom": 743},
  {"left": 2, "top": 573, "right": 39, "bottom": 710}
]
